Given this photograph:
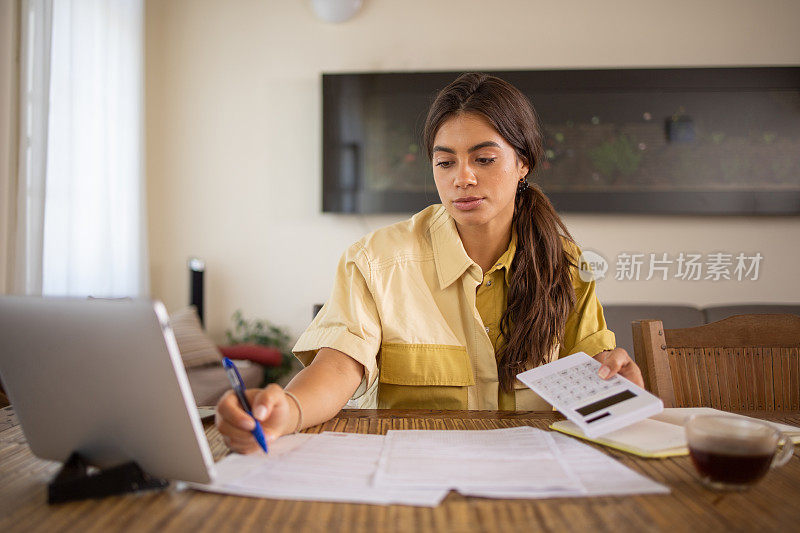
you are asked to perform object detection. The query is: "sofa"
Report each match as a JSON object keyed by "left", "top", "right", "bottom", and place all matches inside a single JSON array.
[
  {"left": 169, "top": 306, "right": 284, "bottom": 406},
  {"left": 186, "top": 359, "right": 265, "bottom": 407}
]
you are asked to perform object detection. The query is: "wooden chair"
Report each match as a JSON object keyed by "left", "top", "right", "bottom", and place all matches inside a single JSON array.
[{"left": 632, "top": 314, "right": 800, "bottom": 410}]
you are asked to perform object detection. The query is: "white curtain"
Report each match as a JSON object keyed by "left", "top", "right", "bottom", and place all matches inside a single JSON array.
[
  {"left": 40, "top": 0, "right": 147, "bottom": 297},
  {"left": 14, "top": 0, "right": 52, "bottom": 295}
]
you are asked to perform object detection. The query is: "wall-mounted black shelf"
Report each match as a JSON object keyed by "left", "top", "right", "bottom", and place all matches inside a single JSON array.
[{"left": 322, "top": 67, "right": 800, "bottom": 215}]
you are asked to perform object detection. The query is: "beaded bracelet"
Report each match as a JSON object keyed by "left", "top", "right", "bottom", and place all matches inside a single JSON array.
[{"left": 284, "top": 390, "right": 303, "bottom": 434}]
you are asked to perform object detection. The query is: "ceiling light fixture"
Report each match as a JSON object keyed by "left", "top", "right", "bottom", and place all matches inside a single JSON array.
[{"left": 311, "top": 0, "right": 363, "bottom": 23}]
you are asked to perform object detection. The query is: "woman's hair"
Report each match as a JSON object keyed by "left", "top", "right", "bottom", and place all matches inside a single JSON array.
[{"left": 422, "top": 72, "right": 577, "bottom": 391}]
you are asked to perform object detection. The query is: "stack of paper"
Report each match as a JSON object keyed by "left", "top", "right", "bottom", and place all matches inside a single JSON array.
[{"left": 189, "top": 427, "right": 668, "bottom": 506}]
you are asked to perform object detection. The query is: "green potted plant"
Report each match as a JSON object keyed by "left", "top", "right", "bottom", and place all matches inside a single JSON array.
[{"left": 225, "top": 310, "right": 295, "bottom": 385}]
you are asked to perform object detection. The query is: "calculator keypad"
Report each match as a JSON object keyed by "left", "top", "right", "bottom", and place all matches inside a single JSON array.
[{"left": 531, "top": 360, "right": 625, "bottom": 407}]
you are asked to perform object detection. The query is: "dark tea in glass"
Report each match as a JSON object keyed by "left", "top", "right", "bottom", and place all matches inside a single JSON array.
[
  {"left": 689, "top": 447, "right": 773, "bottom": 485},
  {"left": 685, "top": 415, "right": 794, "bottom": 491}
]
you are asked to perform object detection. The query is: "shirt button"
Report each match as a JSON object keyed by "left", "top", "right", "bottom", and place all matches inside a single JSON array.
[
  {"left": 485, "top": 326, "right": 490, "bottom": 333},
  {"left": 485, "top": 280, "right": 492, "bottom": 287}
]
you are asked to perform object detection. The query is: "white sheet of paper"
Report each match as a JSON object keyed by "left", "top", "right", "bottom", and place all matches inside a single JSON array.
[
  {"left": 461, "top": 432, "right": 670, "bottom": 499},
  {"left": 185, "top": 433, "right": 312, "bottom": 492},
  {"left": 373, "top": 426, "right": 583, "bottom": 491},
  {"left": 216, "top": 432, "right": 447, "bottom": 507}
]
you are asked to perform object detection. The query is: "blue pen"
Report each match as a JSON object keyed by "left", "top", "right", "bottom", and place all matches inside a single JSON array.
[{"left": 222, "top": 357, "right": 268, "bottom": 453}]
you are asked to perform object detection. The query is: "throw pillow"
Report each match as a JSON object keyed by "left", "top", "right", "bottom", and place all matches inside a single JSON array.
[
  {"left": 169, "top": 306, "right": 222, "bottom": 368},
  {"left": 219, "top": 344, "right": 283, "bottom": 367}
]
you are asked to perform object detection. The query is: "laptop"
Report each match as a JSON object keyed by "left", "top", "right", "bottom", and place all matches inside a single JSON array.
[{"left": 0, "top": 297, "right": 216, "bottom": 484}]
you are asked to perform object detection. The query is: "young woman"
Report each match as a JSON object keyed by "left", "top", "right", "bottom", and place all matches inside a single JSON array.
[{"left": 216, "top": 73, "right": 643, "bottom": 453}]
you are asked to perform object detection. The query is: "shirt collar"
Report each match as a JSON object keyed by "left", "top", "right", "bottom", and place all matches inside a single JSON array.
[
  {"left": 429, "top": 206, "right": 475, "bottom": 290},
  {"left": 486, "top": 229, "right": 517, "bottom": 286},
  {"left": 428, "top": 205, "right": 517, "bottom": 289}
]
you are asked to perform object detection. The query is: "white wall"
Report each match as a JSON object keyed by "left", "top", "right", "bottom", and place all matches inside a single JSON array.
[{"left": 145, "top": 0, "right": 800, "bottom": 343}]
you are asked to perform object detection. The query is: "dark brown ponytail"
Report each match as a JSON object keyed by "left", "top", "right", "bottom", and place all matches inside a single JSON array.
[
  {"left": 423, "top": 73, "right": 577, "bottom": 391},
  {"left": 499, "top": 184, "right": 576, "bottom": 390}
]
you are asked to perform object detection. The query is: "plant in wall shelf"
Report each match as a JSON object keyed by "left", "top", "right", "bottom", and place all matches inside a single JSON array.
[{"left": 588, "top": 134, "right": 642, "bottom": 181}]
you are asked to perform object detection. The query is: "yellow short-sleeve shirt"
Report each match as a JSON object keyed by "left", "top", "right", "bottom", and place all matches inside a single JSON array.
[{"left": 292, "top": 204, "right": 615, "bottom": 410}]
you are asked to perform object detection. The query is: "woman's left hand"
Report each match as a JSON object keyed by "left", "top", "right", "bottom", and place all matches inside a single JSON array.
[{"left": 593, "top": 348, "right": 644, "bottom": 388}]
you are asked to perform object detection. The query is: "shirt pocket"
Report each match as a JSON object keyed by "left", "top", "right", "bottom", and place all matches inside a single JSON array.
[
  {"left": 511, "top": 343, "right": 561, "bottom": 411},
  {"left": 377, "top": 343, "right": 474, "bottom": 409},
  {"left": 512, "top": 380, "right": 552, "bottom": 411}
]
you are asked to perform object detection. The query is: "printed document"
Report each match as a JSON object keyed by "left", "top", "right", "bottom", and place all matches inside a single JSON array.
[
  {"left": 461, "top": 432, "right": 669, "bottom": 499},
  {"left": 192, "top": 432, "right": 447, "bottom": 506},
  {"left": 373, "top": 426, "right": 582, "bottom": 491},
  {"left": 189, "top": 427, "right": 669, "bottom": 506}
]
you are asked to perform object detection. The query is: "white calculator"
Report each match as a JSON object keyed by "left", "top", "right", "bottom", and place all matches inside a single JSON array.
[{"left": 516, "top": 352, "right": 663, "bottom": 438}]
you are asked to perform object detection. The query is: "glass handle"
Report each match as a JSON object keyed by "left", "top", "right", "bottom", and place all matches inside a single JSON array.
[{"left": 771, "top": 432, "right": 795, "bottom": 468}]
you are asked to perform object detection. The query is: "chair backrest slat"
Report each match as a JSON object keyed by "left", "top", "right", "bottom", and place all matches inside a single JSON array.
[
  {"left": 713, "top": 347, "right": 731, "bottom": 411},
  {"left": 781, "top": 347, "right": 800, "bottom": 410},
  {"left": 679, "top": 347, "right": 702, "bottom": 406},
  {"left": 764, "top": 348, "right": 775, "bottom": 410},
  {"left": 792, "top": 347, "right": 800, "bottom": 410},
  {"left": 770, "top": 347, "right": 783, "bottom": 409},
  {"left": 734, "top": 347, "right": 750, "bottom": 410},
  {"left": 697, "top": 347, "right": 714, "bottom": 408},
  {"left": 704, "top": 348, "right": 722, "bottom": 409},
  {"left": 666, "top": 347, "right": 683, "bottom": 406},
  {"left": 633, "top": 314, "right": 800, "bottom": 410},
  {"left": 752, "top": 347, "right": 766, "bottom": 410}
]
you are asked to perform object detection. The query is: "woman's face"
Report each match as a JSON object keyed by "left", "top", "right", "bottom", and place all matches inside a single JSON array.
[{"left": 431, "top": 112, "right": 528, "bottom": 232}]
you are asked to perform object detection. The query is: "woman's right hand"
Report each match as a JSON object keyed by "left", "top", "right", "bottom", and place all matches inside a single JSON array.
[
  {"left": 216, "top": 348, "right": 364, "bottom": 454},
  {"left": 215, "top": 384, "right": 296, "bottom": 454}
]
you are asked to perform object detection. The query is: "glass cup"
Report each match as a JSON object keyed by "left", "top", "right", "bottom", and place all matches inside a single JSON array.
[{"left": 685, "top": 414, "right": 794, "bottom": 491}]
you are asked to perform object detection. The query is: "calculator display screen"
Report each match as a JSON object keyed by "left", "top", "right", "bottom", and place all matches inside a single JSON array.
[{"left": 576, "top": 390, "right": 636, "bottom": 417}]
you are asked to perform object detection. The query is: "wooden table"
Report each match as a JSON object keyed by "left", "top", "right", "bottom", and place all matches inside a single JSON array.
[{"left": 1, "top": 407, "right": 799, "bottom": 532}]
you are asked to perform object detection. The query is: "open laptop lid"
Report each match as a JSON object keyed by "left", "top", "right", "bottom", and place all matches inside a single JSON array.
[{"left": 0, "top": 297, "right": 215, "bottom": 483}]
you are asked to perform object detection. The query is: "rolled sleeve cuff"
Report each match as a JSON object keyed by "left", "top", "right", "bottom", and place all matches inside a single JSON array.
[
  {"left": 292, "top": 325, "right": 380, "bottom": 394},
  {"left": 564, "top": 329, "right": 616, "bottom": 358}
]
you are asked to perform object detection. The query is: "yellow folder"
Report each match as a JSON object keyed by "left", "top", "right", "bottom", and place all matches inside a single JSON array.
[{"left": 550, "top": 408, "right": 800, "bottom": 459}]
